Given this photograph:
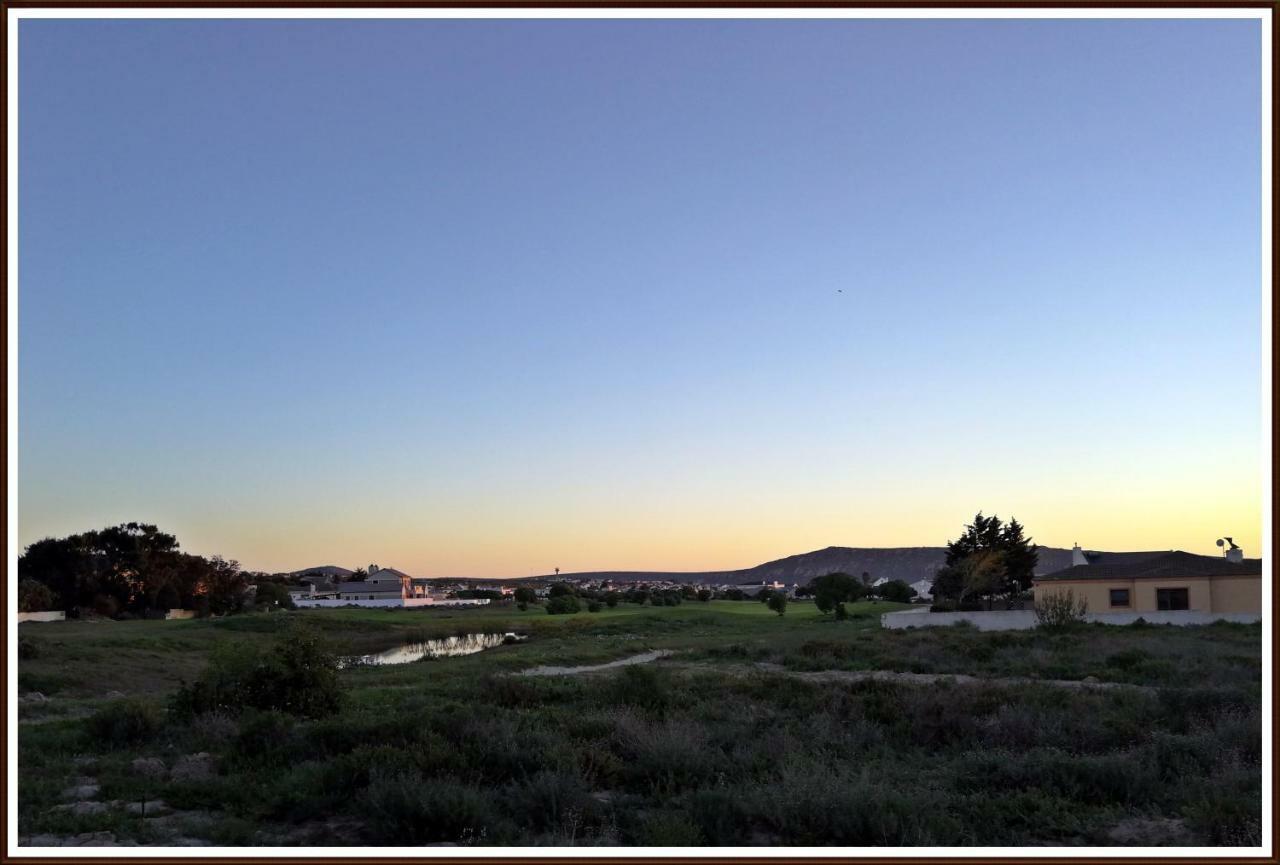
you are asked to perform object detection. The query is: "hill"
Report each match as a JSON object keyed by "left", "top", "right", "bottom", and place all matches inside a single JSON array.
[
  {"left": 287, "top": 565, "right": 355, "bottom": 579},
  {"left": 518, "top": 545, "right": 1080, "bottom": 586}
]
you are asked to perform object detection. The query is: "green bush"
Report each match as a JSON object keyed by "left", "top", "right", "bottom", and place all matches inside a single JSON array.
[
  {"left": 172, "top": 623, "right": 342, "bottom": 719},
  {"left": 637, "top": 811, "right": 705, "bottom": 845},
  {"left": 1034, "top": 589, "right": 1088, "bottom": 630},
  {"left": 85, "top": 699, "right": 163, "bottom": 748},
  {"left": 545, "top": 595, "right": 581, "bottom": 615},
  {"left": 587, "top": 600, "right": 603, "bottom": 613},
  {"left": 253, "top": 581, "right": 296, "bottom": 610},
  {"left": 232, "top": 710, "right": 298, "bottom": 762},
  {"left": 360, "top": 769, "right": 498, "bottom": 843},
  {"left": 18, "top": 579, "right": 56, "bottom": 613},
  {"left": 503, "top": 769, "right": 594, "bottom": 833}
]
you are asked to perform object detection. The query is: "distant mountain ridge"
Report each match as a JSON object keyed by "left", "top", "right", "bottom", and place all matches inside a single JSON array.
[
  {"left": 510, "top": 545, "right": 1081, "bottom": 585},
  {"left": 286, "top": 546, "right": 1084, "bottom": 586}
]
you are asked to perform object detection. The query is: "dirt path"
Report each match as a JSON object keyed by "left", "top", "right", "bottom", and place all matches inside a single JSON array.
[
  {"left": 750, "top": 663, "right": 1155, "bottom": 692},
  {"left": 518, "top": 649, "right": 674, "bottom": 677},
  {"left": 508, "top": 651, "right": 1150, "bottom": 693}
]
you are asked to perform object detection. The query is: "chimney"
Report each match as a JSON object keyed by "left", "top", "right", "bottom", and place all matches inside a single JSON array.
[
  {"left": 1218, "top": 537, "right": 1244, "bottom": 563},
  {"left": 1071, "top": 543, "right": 1089, "bottom": 567}
]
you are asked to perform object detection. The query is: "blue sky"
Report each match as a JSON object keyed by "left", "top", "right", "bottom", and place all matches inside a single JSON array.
[{"left": 18, "top": 18, "right": 1263, "bottom": 575}]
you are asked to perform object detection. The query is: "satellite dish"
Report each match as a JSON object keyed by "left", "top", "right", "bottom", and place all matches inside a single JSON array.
[{"left": 1217, "top": 539, "right": 1225, "bottom": 548}]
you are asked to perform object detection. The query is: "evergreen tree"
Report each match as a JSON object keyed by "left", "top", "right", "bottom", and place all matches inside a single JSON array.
[{"left": 939, "top": 512, "right": 1039, "bottom": 604}]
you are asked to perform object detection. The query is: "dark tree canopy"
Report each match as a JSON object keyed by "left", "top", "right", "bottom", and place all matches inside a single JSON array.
[
  {"left": 874, "top": 579, "right": 917, "bottom": 604},
  {"left": 18, "top": 523, "right": 248, "bottom": 617},
  {"left": 936, "top": 513, "right": 1039, "bottom": 605},
  {"left": 805, "top": 572, "right": 867, "bottom": 615}
]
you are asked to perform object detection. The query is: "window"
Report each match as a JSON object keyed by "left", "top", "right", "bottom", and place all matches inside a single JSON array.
[
  {"left": 1109, "top": 589, "right": 1130, "bottom": 608},
  {"left": 1156, "top": 588, "right": 1189, "bottom": 611}
]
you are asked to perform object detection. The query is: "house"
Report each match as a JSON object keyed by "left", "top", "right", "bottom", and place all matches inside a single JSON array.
[
  {"left": 337, "top": 567, "right": 411, "bottom": 601},
  {"left": 294, "top": 576, "right": 339, "bottom": 600},
  {"left": 1033, "top": 543, "right": 1261, "bottom": 614}
]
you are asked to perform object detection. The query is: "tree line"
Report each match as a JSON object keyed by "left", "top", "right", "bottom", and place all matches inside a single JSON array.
[{"left": 18, "top": 522, "right": 262, "bottom": 618}]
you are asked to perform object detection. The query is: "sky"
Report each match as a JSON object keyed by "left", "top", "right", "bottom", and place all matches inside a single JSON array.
[{"left": 17, "top": 18, "right": 1264, "bottom": 577}]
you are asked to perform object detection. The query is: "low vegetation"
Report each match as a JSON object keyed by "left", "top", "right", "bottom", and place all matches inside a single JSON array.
[
  {"left": 17, "top": 600, "right": 1260, "bottom": 847},
  {"left": 1034, "top": 588, "right": 1090, "bottom": 630}
]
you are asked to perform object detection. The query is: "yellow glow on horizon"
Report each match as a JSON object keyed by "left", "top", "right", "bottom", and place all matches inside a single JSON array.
[{"left": 179, "top": 485, "right": 1261, "bottom": 578}]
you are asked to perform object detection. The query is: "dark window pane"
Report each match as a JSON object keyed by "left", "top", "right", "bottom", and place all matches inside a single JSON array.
[
  {"left": 1156, "top": 588, "right": 1189, "bottom": 611},
  {"left": 1109, "top": 589, "right": 1130, "bottom": 607}
]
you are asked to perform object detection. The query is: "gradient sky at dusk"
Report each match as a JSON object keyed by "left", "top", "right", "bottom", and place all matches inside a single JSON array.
[{"left": 18, "top": 18, "right": 1263, "bottom": 576}]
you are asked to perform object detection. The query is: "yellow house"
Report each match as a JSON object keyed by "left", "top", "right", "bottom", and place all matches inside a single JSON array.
[{"left": 1033, "top": 546, "right": 1262, "bottom": 615}]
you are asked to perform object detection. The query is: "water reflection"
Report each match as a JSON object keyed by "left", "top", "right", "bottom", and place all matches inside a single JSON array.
[{"left": 347, "top": 632, "right": 524, "bottom": 667}]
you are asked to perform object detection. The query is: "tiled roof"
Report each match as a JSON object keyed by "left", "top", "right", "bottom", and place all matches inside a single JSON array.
[{"left": 1036, "top": 550, "right": 1261, "bottom": 581}]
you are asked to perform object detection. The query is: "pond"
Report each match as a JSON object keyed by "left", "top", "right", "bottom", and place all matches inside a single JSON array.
[{"left": 345, "top": 632, "right": 525, "bottom": 667}]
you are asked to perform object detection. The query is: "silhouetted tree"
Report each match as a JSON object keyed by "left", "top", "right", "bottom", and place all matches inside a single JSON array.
[
  {"left": 513, "top": 586, "right": 537, "bottom": 610},
  {"left": 806, "top": 572, "right": 866, "bottom": 615},
  {"left": 939, "top": 513, "right": 1038, "bottom": 605},
  {"left": 875, "top": 579, "right": 917, "bottom": 604}
]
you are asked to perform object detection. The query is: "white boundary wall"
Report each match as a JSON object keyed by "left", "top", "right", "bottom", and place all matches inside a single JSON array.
[
  {"left": 881, "top": 608, "right": 1262, "bottom": 631},
  {"left": 293, "top": 598, "right": 490, "bottom": 609},
  {"left": 16, "top": 611, "right": 65, "bottom": 623}
]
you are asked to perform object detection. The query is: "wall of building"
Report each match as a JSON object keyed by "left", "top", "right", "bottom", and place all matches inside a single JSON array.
[
  {"left": 1208, "top": 577, "right": 1263, "bottom": 614},
  {"left": 882, "top": 608, "right": 1261, "bottom": 631},
  {"left": 164, "top": 609, "right": 197, "bottom": 620},
  {"left": 1034, "top": 575, "right": 1260, "bottom": 614},
  {"left": 17, "top": 611, "right": 66, "bottom": 623},
  {"left": 294, "top": 598, "right": 491, "bottom": 609},
  {"left": 1034, "top": 580, "right": 1134, "bottom": 613}
]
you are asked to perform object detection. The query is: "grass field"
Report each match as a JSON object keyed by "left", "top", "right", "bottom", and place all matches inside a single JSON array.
[{"left": 17, "top": 600, "right": 1262, "bottom": 847}]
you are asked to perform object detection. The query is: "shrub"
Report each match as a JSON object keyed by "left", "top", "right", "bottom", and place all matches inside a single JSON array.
[
  {"left": 587, "top": 600, "right": 603, "bottom": 613},
  {"left": 360, "top": 769, "right": 497, "bottom": 843},
  {"left": 834, "top": 603, "right": 849, "bottom": 621},
  {"left": 546, "top": 595, "right": 582, "bottom": 615},
  {"left": 18, "top": 636, "right": 39, "bottom": 660},
  {"left": 609, "top": 664, "right": 671, "bottom": 712},
  {"left": 189, "top": 710, "right": 238, "bottom": 746},
  {"left": 605, "top": 592, "right": 620, "bottom": 608},
  {"left": 93, "top": 594, "right": 120, "bottom": 618},
  {"left": 1034, "top": 589, "right": 1088, "bottom": 630},
  {"left": 172, "top": 623, "right": 342, "bottom": 719},
  {"left": 253, "top": 581, "right": 296, "bottom": 610},
  {"left": 1105, "top": 649, "right": 1151, "bottom": 671},
  {"left": 504, "top": 769, "right": 594, "bottom": 833},
  {"left": 18, "top": 579, "right": 56, "bottom": 613},
  {"left": 232, "top": 709, "right": 298, "bottom": 761},
  {"left": 876, "top": 580, "right": 917, "bottom": 603},
  {"left": 767, "top": 593, "right": 788, "bottom": 616},
  {"left": 85, "top": 699, "right": 163, "bottom": 748},
  {"left": 637, "top": 811, "right": 705, "bottom": 845}
]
